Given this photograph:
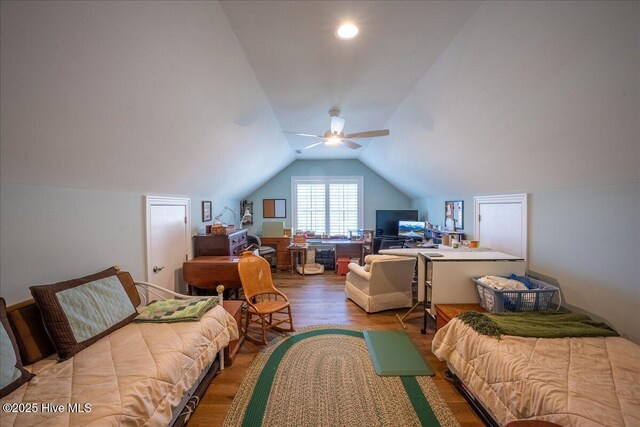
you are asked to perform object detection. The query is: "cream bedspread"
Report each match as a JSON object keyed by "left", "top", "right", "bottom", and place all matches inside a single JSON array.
[
  {"left": 432, "top": 318, "right": 640, "bottom": 426},
  {"left": 1, "top": 305, "right": 238, "bottom": 426}
]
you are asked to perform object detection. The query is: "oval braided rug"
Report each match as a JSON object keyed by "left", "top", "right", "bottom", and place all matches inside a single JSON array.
[{"left": 223, "top": 325, "right": 460, "bottom": 427}]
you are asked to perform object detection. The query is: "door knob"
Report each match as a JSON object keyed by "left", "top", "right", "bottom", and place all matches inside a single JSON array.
[{"left": 153, "top": 266, "right": 165, "bottom": 273}]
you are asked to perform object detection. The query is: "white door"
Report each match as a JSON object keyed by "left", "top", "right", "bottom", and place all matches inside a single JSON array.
[
  {"left": 145, "top": 196, "right": 191, "bottom": 292},
  {"left": 474, "top": 194, "right": 527, "bottom": 260}
]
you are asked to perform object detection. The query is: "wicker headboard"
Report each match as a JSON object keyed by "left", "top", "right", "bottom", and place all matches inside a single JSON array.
[{"left": 6, "top": 271, "right": 140, "bottom": 365}]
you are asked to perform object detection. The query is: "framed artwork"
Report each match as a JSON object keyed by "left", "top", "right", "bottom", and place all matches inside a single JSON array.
[
  {"left": 263, "top": 199, "right": 286, "bottom": 218},
  {"left": 445, "top": 200, "right": 464, "bottom": 230},
  {"left": 202, "top": 201, "right": 212, "bottom": 222},
  {"left": 240, "top": 200, "right": 254, "bottom": 224}
]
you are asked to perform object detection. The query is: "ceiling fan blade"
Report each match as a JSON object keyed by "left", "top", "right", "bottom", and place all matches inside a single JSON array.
[
  {"left": 330, "top": 116, "right": 345, "bottom": 135},
  {"left": 345, "top": 129, "right": 390, "bottom": 139},
  {"left": 303, "top": 141, "right": 325, "bottom": 150},
  {"left": 341, "top": 140, "right": 362, "bottom": 150},
  {"left": 283, "top": 131, "right": 326, "bottom": 138}
]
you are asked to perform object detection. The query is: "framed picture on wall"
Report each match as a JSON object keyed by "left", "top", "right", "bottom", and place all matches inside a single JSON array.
[
  {"left": 263, "top": 199, "right": 286, "bottom": 218},
  {"left": 445, "top": 200, "right": 463, "bottom": 230},
  {"left": 202, "top": 201, "right": 212, "bottom": 222}
]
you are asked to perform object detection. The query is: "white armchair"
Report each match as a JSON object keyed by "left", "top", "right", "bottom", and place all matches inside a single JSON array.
[{"left": 344, "top": 255, "right": 416, "bottom": 313}]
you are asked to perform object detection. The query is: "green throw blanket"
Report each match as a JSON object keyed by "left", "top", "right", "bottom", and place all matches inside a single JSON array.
[
  {"left": 457, "top": 311, "right": 619, "bottom": 339},
  {"left": 134, "top": 297, "right": 218, "bottom": 323}
]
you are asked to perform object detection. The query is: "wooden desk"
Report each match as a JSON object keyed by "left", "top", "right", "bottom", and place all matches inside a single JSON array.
[
  {"left": 260, "top": 236, "right": 291, "bottom": 271},
  {"left": 183, "top": 256, "right": 241, "bottom": 296},
  {"left": 223, "top": 300, "right": 244, "bottom": 365},
  {"left": 333, "top": 241, "right": 364, "bottom": 264}
]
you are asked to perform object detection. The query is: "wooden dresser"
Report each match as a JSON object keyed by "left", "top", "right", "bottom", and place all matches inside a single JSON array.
[
  {"left": 260, "top": 236, "right": 291, "bottom": 271},
  {"left": 193, "top": 230, "right": 248, "bottom": 256}
]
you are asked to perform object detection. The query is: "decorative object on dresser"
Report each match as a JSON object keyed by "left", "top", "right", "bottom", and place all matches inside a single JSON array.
[
  {"left": 214, "top": 205, "right": 237, "bottom": 225},
  {"left": 202, "top": 201, "right": 212, "bottom": 222},
  {"left": 444, "top": 200, "right": 463, "bottom": 230},
  {"left": 263, "top": 199, "right": 286, "bottom": 218},
  {"left": 193, "top": 229, "right": 248, "bottom": 256}
]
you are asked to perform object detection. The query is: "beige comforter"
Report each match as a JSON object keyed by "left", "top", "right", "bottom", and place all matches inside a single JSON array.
[
  {"left": 1, "top": 305, "right": 238, "bottom": 426},
  {"left": 432, "top": 318, "right": 640, "bottom": 426}
]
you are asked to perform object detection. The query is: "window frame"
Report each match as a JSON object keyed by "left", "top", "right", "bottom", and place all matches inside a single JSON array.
[{"left": 291, "top": 176, "right": 364, "bottom": 235}]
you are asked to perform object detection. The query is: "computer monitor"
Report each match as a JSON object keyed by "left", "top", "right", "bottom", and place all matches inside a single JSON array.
[
  {"left": 398, "top": 221, "right": 426, "bottom": 239},
  {"left": 375, "top": 210, "right": 418, "bottom": 236}
]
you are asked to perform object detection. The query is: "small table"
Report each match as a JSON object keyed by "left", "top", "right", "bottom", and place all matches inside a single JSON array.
[
  {"left": 183, "top": 256, "right": 242, "bottom": 298},
  {"left": 434, "top": 303, "right": 487, "bottom": 331},
  {"left": 223, "top": 300, "right": 244, "bottom": 365},
  {"left": 288, "top": 244, "right": 309, "bottom": 275}
]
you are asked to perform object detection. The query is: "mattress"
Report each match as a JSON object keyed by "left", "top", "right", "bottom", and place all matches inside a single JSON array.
[
  {"left": 432, "top": 318, "right": 640, "bottom": 426},
  {"left": 1, "top": 305, "right": 238, "bottom": 426}
]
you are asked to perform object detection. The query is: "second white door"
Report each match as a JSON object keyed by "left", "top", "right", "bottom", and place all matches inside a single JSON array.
[
  {"left": 146, "top": 197, "right": 191, "bottom": 292},
  {"left": 474, "top": 194, "right": 528, "bottom": 260}
]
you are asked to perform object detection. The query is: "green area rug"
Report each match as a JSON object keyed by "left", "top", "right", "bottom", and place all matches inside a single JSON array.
[
  {"left": 223, "top": 325, "right": 460, "bottom": 427},
  {"left": 364, "top": 330, "right": 434, "bottom": 376}
]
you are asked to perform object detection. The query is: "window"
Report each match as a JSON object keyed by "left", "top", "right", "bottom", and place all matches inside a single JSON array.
[{"left": 292, "top": 176, "right": 363, "bottom": 236}]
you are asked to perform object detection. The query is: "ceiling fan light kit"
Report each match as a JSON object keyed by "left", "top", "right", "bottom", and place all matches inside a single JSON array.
[{"left": 286, "top": 109, "right": 390, "bottom": 151}]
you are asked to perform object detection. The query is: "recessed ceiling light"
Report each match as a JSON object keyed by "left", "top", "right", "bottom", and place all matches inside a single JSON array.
[{"left": 336, "top": 23, "right": 358, "bottom": 40}]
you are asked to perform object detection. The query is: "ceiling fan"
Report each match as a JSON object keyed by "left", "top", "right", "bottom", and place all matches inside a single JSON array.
[{"left": 284, "top": 109, "right": 389, "bottom": 150}]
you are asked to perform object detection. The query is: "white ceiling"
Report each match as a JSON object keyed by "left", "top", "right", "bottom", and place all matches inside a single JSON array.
[
  {"left": 1, "top": 1, "right": 637, "bottom": 202},
  {"left": 220, "top": 1, "right": 481, "bottom": 159}
]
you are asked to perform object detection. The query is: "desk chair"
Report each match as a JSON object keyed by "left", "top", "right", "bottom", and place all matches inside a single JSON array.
[
  {"left": 247, "top": 235, "right": 276, "bottom": 270},
  {"left": 237, "top": 252, "right": 294, "bottom": 345}
]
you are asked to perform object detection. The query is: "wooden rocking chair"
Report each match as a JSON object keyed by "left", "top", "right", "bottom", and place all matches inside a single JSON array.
[{"left": 237, "top": 251, "right": 294, "bottom": 345}]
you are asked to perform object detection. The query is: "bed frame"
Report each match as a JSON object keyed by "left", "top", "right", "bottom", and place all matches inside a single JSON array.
[
  {"left": 133, "top": 279, "right": 227, "bottom": 425},
  {"left": 4, "top": 268, "right": 229, "bottom": 427},
  {"left": 445, "top": 368, "right": 500, "bottom": 427}
]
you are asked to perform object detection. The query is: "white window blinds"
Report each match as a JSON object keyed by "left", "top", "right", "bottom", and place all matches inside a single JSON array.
[
  {"left": 329, "top": 183, "right": 359, "bottom": 235},
  {"left": 292, "top": 177, "right": 363, "bottom": 236},
  {"left": 295, "top": 183, "right": 326, "bottom": 234}
]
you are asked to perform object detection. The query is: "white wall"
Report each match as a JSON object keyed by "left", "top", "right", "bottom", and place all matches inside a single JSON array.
[
  {"left": 241, "top": 160, "right": 412, "bottom": 236},
  {"left": 0, "top": 181, "right": 238, "bottom": 304},
  {"left": 0, "top": 1, "right": 294, "bottom": 199},
  {"left": 362, "top": 1, "right": 639, "bottom": 198},
  {"left": 399, "top": 1, "right": 640, "bottom": 342},
  {"left": 0, "top": 1, "right": 276, "bottom": 301}
]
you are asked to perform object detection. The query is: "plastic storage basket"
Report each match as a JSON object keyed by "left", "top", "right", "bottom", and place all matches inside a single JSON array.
[{"left": 472, "top": 276, "right": 559, "bottom": 313}]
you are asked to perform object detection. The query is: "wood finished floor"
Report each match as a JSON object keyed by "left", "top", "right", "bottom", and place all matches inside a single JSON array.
[{"left": 188, "top": 271, "right": 484, "bottom": 427}]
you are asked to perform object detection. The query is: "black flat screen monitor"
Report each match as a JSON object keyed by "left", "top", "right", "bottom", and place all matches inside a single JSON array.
[
  {"left": 398, "top": 221, "right": 426, "bottom": 239},
  {"left": 375, "top": 210, "right": 418, "bottom": 237}
]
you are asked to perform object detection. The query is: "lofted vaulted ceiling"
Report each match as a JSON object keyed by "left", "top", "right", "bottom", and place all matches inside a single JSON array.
[
  {"left": 1, "top": 1, "right": 637, "bottom": 201},
  {"left": 220, "top": 1, "right": 481, "bottom": 160},
  {"left": 222, "top": 1, "right": 639, "bottom": 198}
]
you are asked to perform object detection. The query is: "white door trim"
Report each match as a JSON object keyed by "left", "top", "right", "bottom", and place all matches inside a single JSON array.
[
  {"left": 144, "top": 196, "right": 191, "bottom": 282},
  {"left": 473, "top": 193, "right": 528, "bottom": 261}
]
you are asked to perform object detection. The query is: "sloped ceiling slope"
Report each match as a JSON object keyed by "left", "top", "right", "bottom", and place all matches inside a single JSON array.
[
  {"left": 360, "top": 1, "right": 640, "bottom": 198},
  {"left": 220, "top": 0, "right": 481, "bottom": 159},
  {"left": 0, "top": 1, "right": 294, "bottom": 200}
]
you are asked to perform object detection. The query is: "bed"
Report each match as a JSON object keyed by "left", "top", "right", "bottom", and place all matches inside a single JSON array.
[
  {"left": 1, "top": 270, "right": 239, "bottom": 427},
  {"left": 432, "top": 318, "right": 640, "bottom": 426}
]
